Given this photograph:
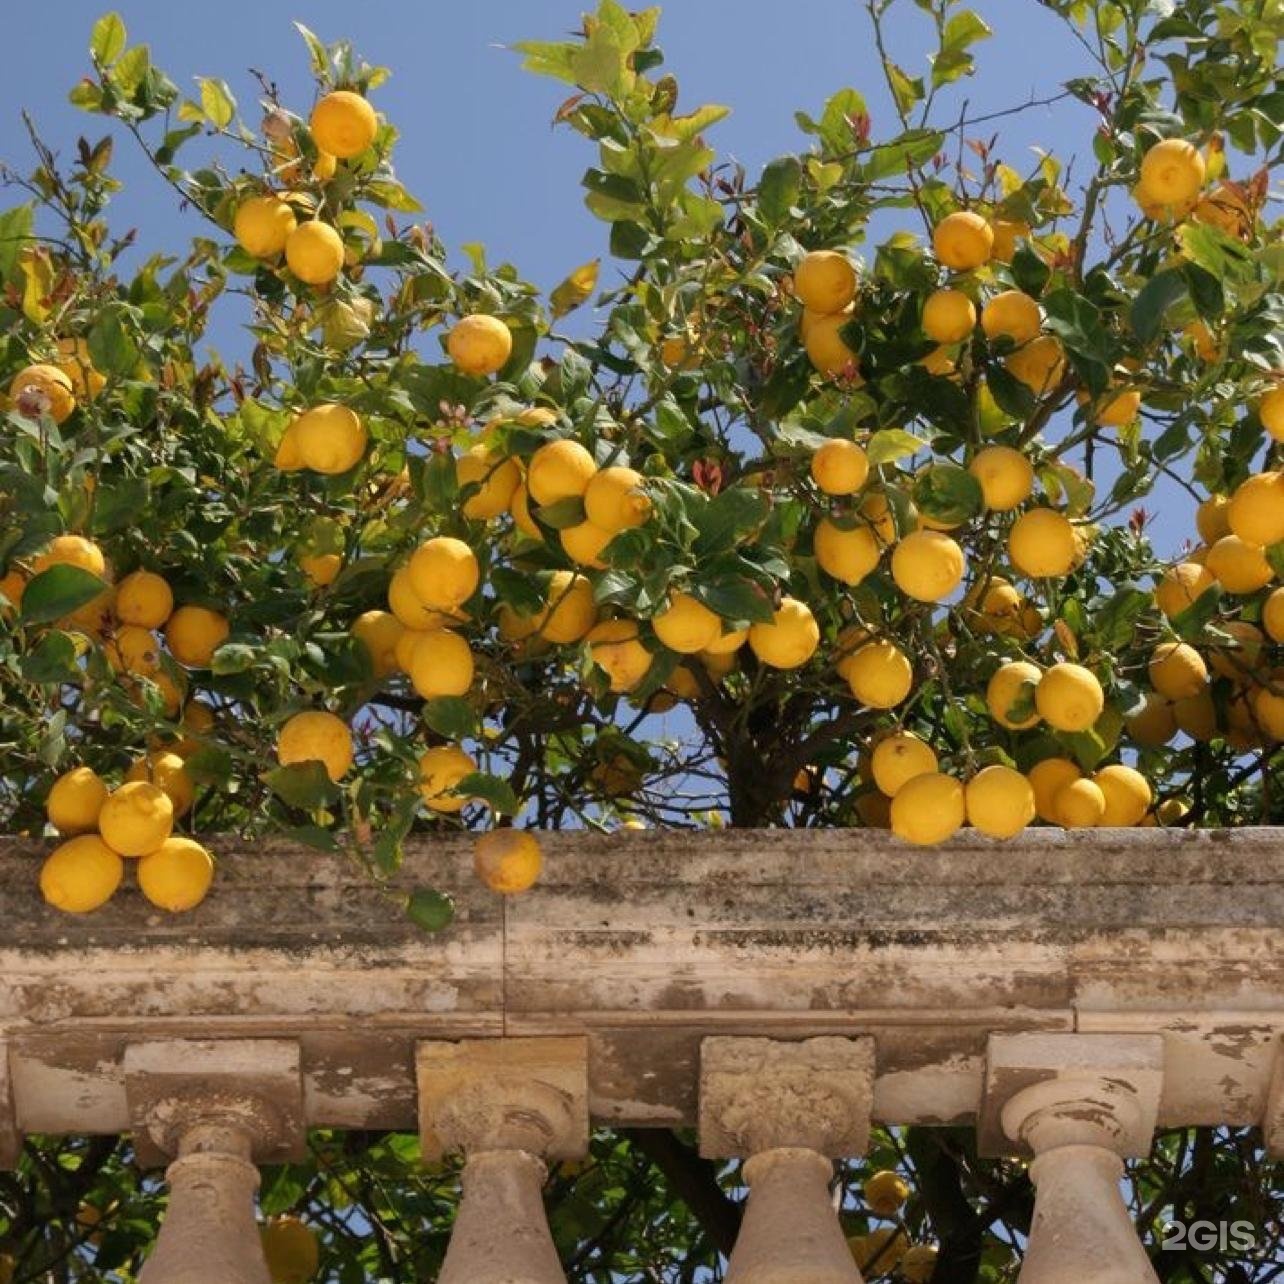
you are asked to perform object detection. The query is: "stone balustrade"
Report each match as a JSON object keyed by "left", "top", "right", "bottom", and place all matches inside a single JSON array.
[{"left": 1, "top": 828, "right": 1282, "bottom": 1277}]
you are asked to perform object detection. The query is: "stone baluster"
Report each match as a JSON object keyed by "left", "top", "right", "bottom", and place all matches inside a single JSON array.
[
  {"left": 700, "top": 1036, "right": 875, "bottom": 1284},
  {"left": 0, "top": 1041, "right": 17, "bottom": 1169},
  {"left": 980, "top": 1033, "right": 1164, "bottom": 1284},
  {"left": 1266, "top": 1036, "right": 1283, "bottom": 1159},
  {"left": 124, "top": 1040, "right": 305, "bottom": 1284},
  {"left": 417, "top": 1037, "right": 589, "bottom": 1284}
]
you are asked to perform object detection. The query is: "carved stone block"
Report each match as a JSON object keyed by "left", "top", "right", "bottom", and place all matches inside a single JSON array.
[
  {"left": 0, "top": 1042, "right": 18, "bottom": 1168},
  {"left": 1265, "top": 1036, "right": 1284, "bottom": 1159},
  {"left": 699, "top": 1036, "right": 874, "bottom": 1159}
]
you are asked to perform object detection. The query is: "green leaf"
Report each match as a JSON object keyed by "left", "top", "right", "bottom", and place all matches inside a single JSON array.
[
  {"left": 1093, "top": 585, "right": 1152, "bottom": 649},
  {"left": 866, "top": 428, "right": 929, "bottom": 465},
  {"left": 550, "top": 258, "right": 600, "bottom": 319},
  {"left": 364, "top": 180, "right": 425, "bottom": 213},
  {"left": 1267, "top": 542, "right": 1284, "bottom": 581},
  {"left": 458, "top": 771, "right": 520, "bottom": 816},
  {"left": 197, "top": 77, "right": 236, "bottom": 129},
  {"left": 88, "top": 477, "right": 150, "bottom": 535},
  {"left": 511, "top": 39, "right": 580, "bottom": 85},
  {"left": 20, "top": 565, "right": 108, "bottom": 626},
  {"left": 422, "top": 696, "right": 478, "bottom": 740},
  {"left": 912, "top": 464, "right": 983, "bottom": 524},
  {"left": 884, "top": 61, "right": 925, "bottom": 116},
  {"left": 692, "top": 488, "right": 770, "bottom": 557},
  {"left": 20, "top": 630, "right": 79, "bottom": 684},
  {"left": 1010, "top": 243, "right": 1050, "bottom": 297},
  {"left": 757, "top": 156, "right": 801, "bottom": 226},
  {"left": 111, "top": 45, "right": 151, "bottom": 100},
  {"left": 90, "top": 12, "right": 127, "bottom": 66},
  {"left": 796, "top": 88, "right": 868, "bottom": 156},
  {"left": 986, "top": 364, "right": 1036, "bottom": 419},
  {"left": 1130, "top": 268, "right": 1187, "bottom": 344},
  {"left": 1177, "top": 221, "right": 1257, "bottom": 286},
  {"left": 690, "top": 578, "right": 775, "bottom": 625},
  {"left": 293, "top": 22, "right": 330, "bottom": 79},
  {"left": 930, "top": 10, "right": 992, "bottom": 86},
  {"left": 535, "top": 496, "right": 587, "bottom": 530},
  {"left": 87, "top": 308, "right": 139, "bottom": 376},
  {"left": 406, "top": 886, "right": 455, "bottom": 933},
  {"left": 264, "top": 761, "right": 340, "bottom": 809},
  {"left": 0, "top": 204, "right": 34, "bottom": 284}
]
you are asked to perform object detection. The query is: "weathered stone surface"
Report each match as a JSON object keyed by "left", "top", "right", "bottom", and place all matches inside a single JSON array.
[
  {"left": 0, "top": 828, "right": 1281, "bottom": 1146},
  {"left": 0, "top": 1041, "right": 17, "bottom": 1166}
]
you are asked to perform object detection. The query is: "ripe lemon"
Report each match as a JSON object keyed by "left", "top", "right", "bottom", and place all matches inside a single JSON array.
[
  {"left": 871, "top": 731, "right": 937, "bottom": 797},
  {"left": 966, "top": 765, "right": 1036, "bottom": 839},
  {"left": 1027, "top": 757, "right": 1081, "bottom": 823},
  {"left": 932, "top": 211, "right": 993, "bottom": 270},
  {"left": 310, "top": 89, "right": 377, "bottom": 159},
  {"left": 1127, "top": 693, "right": 1177, "bottom": 747},
  {"left": 863, "top": 1169, "right": 910, "bottom": 1215},
  {"left": 803, "top": 311, "right": 860, "bottom": 378},
  {"left": 233, "top": 195, "right": 296, "bottom": 258},
  {"left": 165, "top": 605, "right": 229, "bottom": 668},
  {"left": 528, "top": 439, "right": 597, "bottom": 506},
  {"left": 456, "top": 446, "right": 521, "bottom": 519},
  {"left": 850, "top": 1228, "right": 910, "bottom": 1274},
  {"left": 274, "top": 423, "right": 305, "bottom": 470},
  {"left": 115, "top": 569, "right": 174, "bottom": 629},
  {"left": 1195, "top": 494, "right": 1231, "bottom": 543},
  {"left": 1093, "top": 764, "right": 1151, "bottom": 827},
  {"left": 538, "top": 570, "right": 598, "bottom": 643},
  {"left": 891, "top": 772, "right": 965, "bottom": 845},
  {"left": 584, "top": 466, "right": 650, "bottom": 531},
  {"left": 1252, "top": 676, "right": 1284, "bottom": 741},
  {"left": 107, "top": 625, "right": 163, "bottom": 677},
  {"left": 968, "top": 578, "right": 1041, "bottom": 639},
  {"left": 1148, "top": 641, "right": 1207, "bottom": 700},
  {"left": 918, "top": 346, "right": 957, "bottom": 377},
  {"left": 418, "top": 745, "right": 477, "bottom": 813},
  {"left": 285, "top": 221, "right": 345, "bottom": 286},
  {"left": 1228, "top": 471, "right": 1284, "bottom": 547},
  {"left": 986, "top": 660, "right": 1042, "bottom": 730},
  {"left": 1204, "top": 535, "right": 1272, "bottom": 594},
  {"left": 814, "top": 518, "right": 882, "bottom": 585},
  {"left": 811, "top": 439, "right": 869, "bottom": 495},
  {"left": 989, "top": 219, "right": 1029, "bottom": 263},
  {"left": 1093, "top": 387, "right": 1141, "bottom": 427},
  {"left": 261, "top": 1215, "right": 320, "bottom": 1284},
  {"left": 588, "top": 619, "right": 654, "bottom": 692},
  {"left": 408, "top": 629, "right": 474, "bottom": 698},
  {"left": 46, "top": 766, "right": 108, "bottom": 835},
  {"left": 1262, "top": 587, "right": 1284, "bottom": 643},
  {"left": 55, "top": 337, "right": 106, "bottom": 399},
  {"left": 981, "top": 290, "right": 1041, "bottom": 345},
  {"left": 891, "top": 529, "right": 965, "bottom": 602},
  {"left": 704, "top": 625, "right": 749, "bottom": 656},
  {"left": 1006, "top": 335, "right": 1066, "bottom": 394},
  {"left": 1008, "top": 508, "right": 1077, "bottom": 578},
  {"left": 292, "top": 403, "right": 367, "bottom": 475},
  {"left": 654, "top": 593, "right": 722, "bottom": 654},
  {"left": 748, "top": 597, "right": 819, "bottom": 669},
  {"left": 1055, "top": 777, "right": 1107, "bottom": 828},
  {"left": 969, "top": 446, "right": 1034, "bottom": 511},
  {"left": 300, "top": 552, "right": 341, "bottom": 587},
  {"left": 137, "top": 837, "right": 214, "bottom": 912},
  {"left": 40, "top": 834, "right": 123, "bottom": 913},
  {"left": 560, "top": 521, "right": 612, "bottom": 569},
  {"left": 126, "top": 751, "right": 195, "bottom": 818},
  {"left": 407, "top": 536, "right": 479, "bottom": 611},
  {"left": 510, "top": 481, "right": 543, "bottom": 539},
  {"left": 793, "top": 250, "right": 857, "bottom": 313},
  {"left": 447, "top": 315, "right": 513, "bottom": 376},
  {"left": 98, "top": 781, "right": 174, "bottom": 857},
  {"left": 0, "top": 568, "right": 25, "bottom": 613},
  {"left": 10, "top": 363, "right": 76, "bottom": 423},
  {"left": 277, "top": 711, "right": 353, "bottom": 782},
  {"left": 1035, "top": 662, "right": 1104, "bottom": 732},
  {"left": 921, "top": 288, "right": 976, "bottom": 343},
  {"left": 1154, "top": 562, "right": 1215, "bottom": 618},
  {"left": 474, "top": 829, "right": 542, "bottom": 894},
  {"left": 1173, "top": 688, "right": 1217, "bottom": 740},
  {"left": 1138, "top": 138, "right": 1205, "bottom": 208},
  {"left": 32, "top": 533, "right": 106, "bottom": 578},
  {"left": 846, "top": 639, "right": 912, "bottom": 708},
  {"left": 901, "top": 1245, "right": 939, "bottom": 1283},
  {"left": 387, "top": 568, "right": 456, "bottom": 632},
  {"left": 1260, "top": 387, "right": 1284, "bottom": 442}
]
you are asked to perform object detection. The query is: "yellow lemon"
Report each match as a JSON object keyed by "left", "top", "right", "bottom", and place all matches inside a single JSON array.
[
  {"left": 560, "top": 520, "right": 613, "bottom": 568},
  {"left": 584, "top": 466, "right": 650, "bottom": 531},
  {"left": 810, "top": 439, "right": 869, "bottom": 496},
  {"left": 39, "top": 834, "right": 123, "bottom": 913},
  {"left": 125, "top": 752, "right": 194, "bottom": 818},
  {"left": 32, "top": 533, "right": 106, "bottom": 578},
  {"left": 793, "top": 250, "right": 857, "bottom": 313},
  {"left": 1262, "top": 587, "right": 1284, "bottom": 643},
  {"left": 115, "top": 569, "right": 174, "bottom": 628},
  {"left": 407, "top": 536, "right": 479, "bottom": 611},
  {"left": 352, "top": 610, "right": 404, "bottom": 678},
  {"left": 966, "top": 765, "right": 1036, "bottom": 839},
  {"left": 863, "top": 1169, "right": 910, "bottom": 1215},
  {"left": 891, "top": 772, "right": 965, "bottom": 845},
  {"left": 277, "top": 711, "right": 353, "bottom": 782},
  {"left": 538, "top": 570, "right": 598, "bottom": 643},
  {"left": 1126, "top": 693, "right": 1177, "bottom": 747},
  {"left": 387, "top": 568, "right": 457, "bottom": 632},
  {"left": 588, "top": 619, "right": 655, "bottom": 693},
  {"left": 233, "top": 195, "right": 297, "bottom": 258},
  {"left": 0, "top": 567, "right": 26, "bottom": 613},
  {"left": 408, "top": 629, "right": 474, "bottom": 698},
  {"left": 870, "top": 732, "right": 937, "bottom": 798},
  {"left": 1148, "top": 641, "right": 1207, "bottom": 700},
  {"left": 54, "top": 337, "right": 106, "bottom": 399},
  {"left": 901, "top": 1245, "right": 940, "bottom": 1283},
  {"left": 969, "top": 445, "right": 1034, "bottom": 511},
  {"left": 1251, "top": 676, "right": 1284, "bottom": 741},
  {"left": 292, "top": 403, "right": 367, "bottom": 475},
  {"left": 748, "top": 597, "right": 819, "bottom": 669},
  {"left": 310, "top": 90, "right": 377, "bottom": 159},
  {"left": 1259, "top": 387, "right": 1284, "bottom": 442},
  {"left": 1035, "top": 662, "right": 1104, "bottom": 732},
  {"left": 932, "top": 211, "right": 993, "bottom": 270},
  {"left": 804, "top": 311, "right": 860, "bottom": 378},
  {"left": 1204, "top": 535, "right": 1272, "bottom": 594},
  {"left": 1228, "top": 471, "right": 1284, "bottom": 548},
  {"left": 981, "top": 290, "right": 1042, "bottom": 345},
  {"left": 1093, "top": 387, "right": 1141, "bottom": 427},
  {"left": 46, "top": 766, "right": 109, "bottom": 835},
  {"left": 1138, "top": 137, "right": 1205, "bottom": 208},
  {"left": 1055, "top": 777, "right": 1107, "bottom": 828},
  {"left": 1008, "top": 508, "right": 1077, "bottom": 578},
  {"left": 274, "top": 422, "right": 305, "bottom": 470},
  {"left": 510, "top": 481, "right": 543, "bottom": 539},
  {"left": 846, "top": 639, "right": 912, "bottom": 708},
  {"left": 814, "top": 518, "right": 882, "bottom": 585},
  {"left": 98, "top": 781, "right": 174, "bottom": 857},
  {"left": 1006, "top": 335, "right": 1066, "bottom": 394},
  {"left": 1173, "top": 688, "right": 1217, "bottom": 741},
  {"left": 653, "top": 593, "right": 721, "bottom": 654},
  {"left": 447, "top": 314, "right": 513, "bottom": 376},
  {"left": 299, "top": 552, "right": 341, "bottom": 587},
  {"left": 987, "top": 660, "right": 1042, "bottom": 730},
  {"left": 285, "top": 221, "right": 345, "bottom": 286},
  {"left": 1028, "top": 757, "right": 1081, "bottom": 823},
  {"left": 10, "top": 363, "right": 76, "bottom": 423},
  {"left": 418, "top": 745, "right": 477, "bottom": 813},
  {"left": 528, "top": 439, "right": 598, "bottom": 506},
  {"left": 989, "top": 219, "right": 1029, "bottom": 263},
  {"left": 1195, "top": 494, "right": 1231, "bottom": 544},
  {"left": 474, "top": 829, "right": 542, "bottom": 894},
  {"left": 261, "top": 1215, "right": 321, "bottom": 1284},
  {"left": 137, "top": 837, "right": 215, "bottom": 912},
  {"left": 1093, "top": 764, "right": 1152, "bottom": 827},
  {"left": 891, "top": 529, "right": 965, "bottom": 602},
  {"left": 921, "top": 288, "right": 976, "bottom": 343},
  {"left": 703, "top": 624, "right": 749, "bottom": 656},
  {"left": 165, "top": 605, "right": 229, "bottom": 667},
  {"left": 1154, "top": 562, "right": 1216, "bottom": 618}
]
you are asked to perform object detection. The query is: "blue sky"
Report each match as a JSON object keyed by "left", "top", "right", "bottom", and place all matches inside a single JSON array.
[{"left": 3, "top": 1, "right": 1194, "bottom": 556}]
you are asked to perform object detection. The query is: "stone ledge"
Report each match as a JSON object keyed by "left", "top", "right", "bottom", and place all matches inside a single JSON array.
[{"left": 0, "top": 828, "right": 1281, "bottom": 1149}]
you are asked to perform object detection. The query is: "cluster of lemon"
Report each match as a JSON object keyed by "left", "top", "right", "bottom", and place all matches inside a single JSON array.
[
  {"left": 40, "top": 759, "right": 212, "bottom": 915},
  {"left": 847, "top": 1169, "right": 937, "bottom": 1281}
]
